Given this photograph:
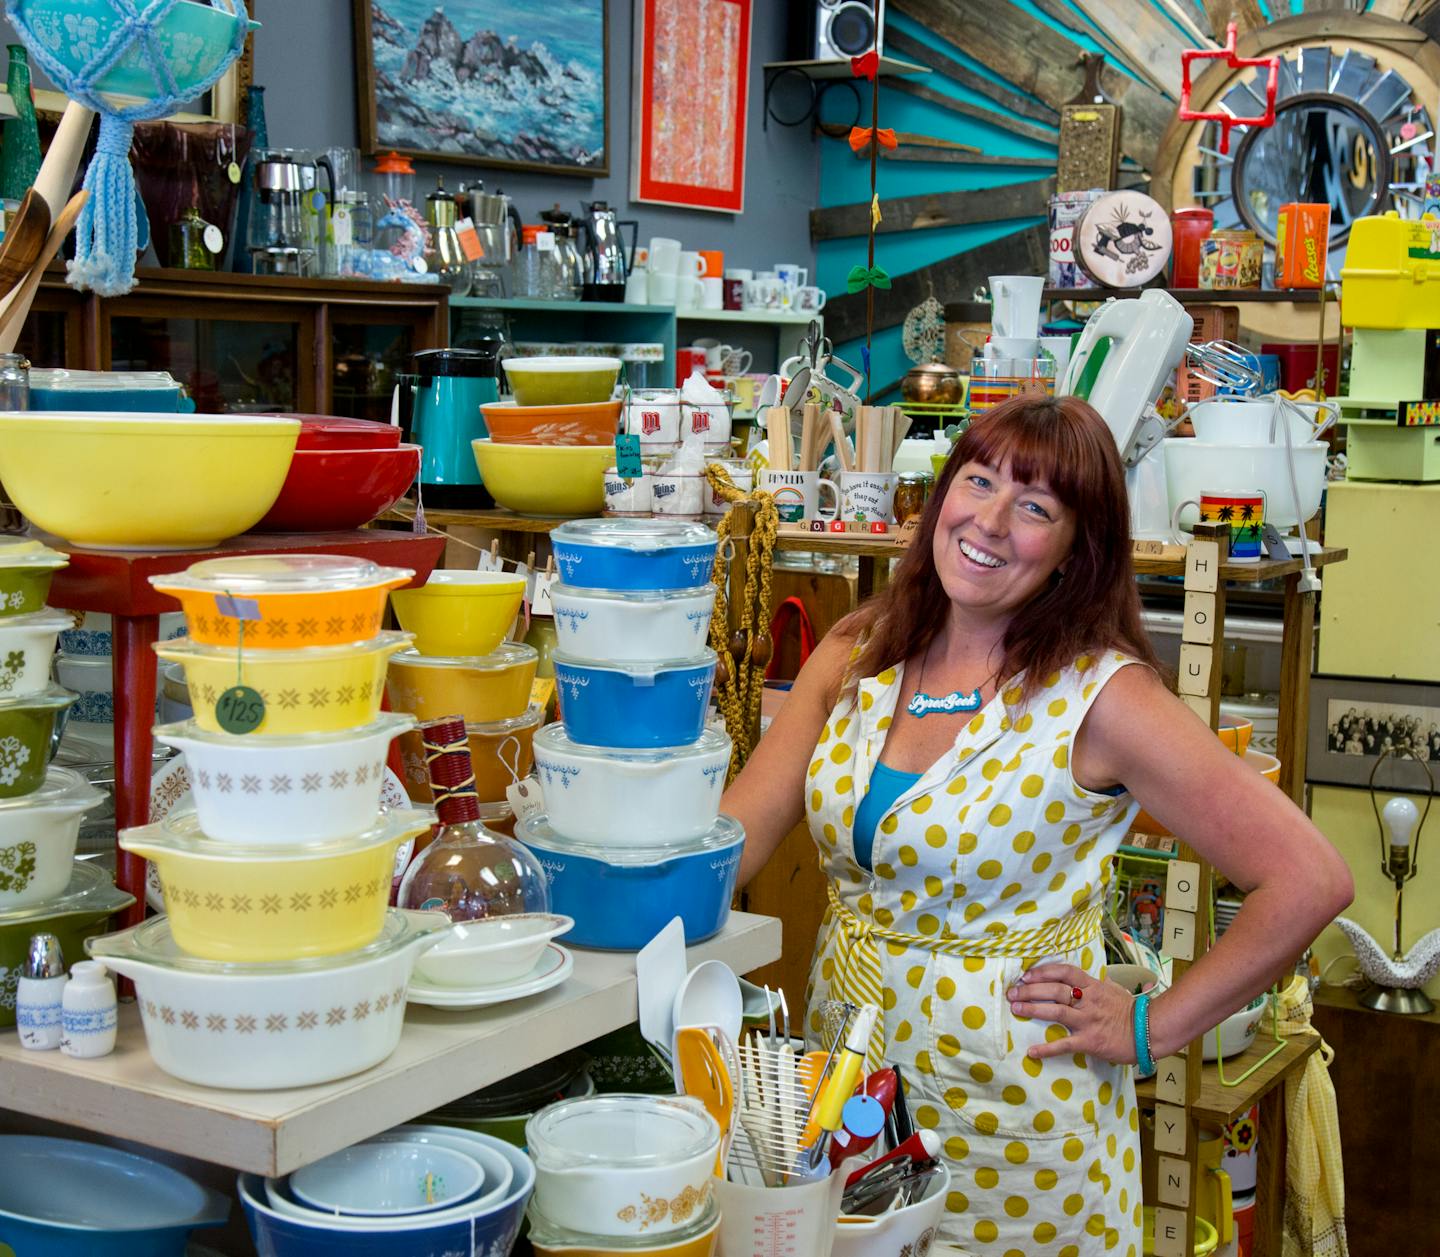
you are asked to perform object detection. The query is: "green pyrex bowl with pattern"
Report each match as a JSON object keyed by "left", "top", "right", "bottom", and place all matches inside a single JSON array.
[
  {"left": 0, "top": 538, "right": 68, "bottom": 619},
  {"left": 0, "top": 686, "right": 75, "bottom": 799},
  {"left": 0, "top": 860, "right": 134, "bottom": 1028}
]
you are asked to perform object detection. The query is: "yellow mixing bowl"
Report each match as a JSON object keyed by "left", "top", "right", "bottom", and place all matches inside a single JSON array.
[
  {"left": 155, "top": 632, "right": 413, "bottom": 735},
  {"left": 387, "top": 643, "right": 539, "bottom": 723},
  {"left": 119, "top": 808, "right": 435, "bottom": 962},
  {"left": 1132, "top": 749, "right": 1279, "bottom": 838},
  {"left": 390, "top": 570, "right": 526, "bottom": 657},
  {"left": 472, "top": 440, "right": 612, "bottom": 517},
  {"left": 0, "top": 413, "right": 299, "bottom": 549}
]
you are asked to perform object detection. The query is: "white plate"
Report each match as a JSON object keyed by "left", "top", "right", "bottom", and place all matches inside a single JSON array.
[{"left": 406, "top": 943, "right": 573, "bottom": 1010}]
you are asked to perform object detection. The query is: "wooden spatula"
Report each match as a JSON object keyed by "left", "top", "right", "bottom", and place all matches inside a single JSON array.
[
  {"left": 0, "top": 190, "right": 51, "bottom": 301},
  {"left": 0, "top": 189, "right": 88, "bottom": 352}
]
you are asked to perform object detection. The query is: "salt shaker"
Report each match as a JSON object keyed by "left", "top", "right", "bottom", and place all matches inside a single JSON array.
[
  {"left": 60, "top": 960, "right": 117, "bottom": 1059},
  {"left": 16, "top": 932, "right": 67, "bottom": 1050}
]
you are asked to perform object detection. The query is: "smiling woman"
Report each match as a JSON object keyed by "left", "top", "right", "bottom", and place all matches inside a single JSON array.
[{"left": 721, "top": 394, "right": 1353, "bottom": 1256}]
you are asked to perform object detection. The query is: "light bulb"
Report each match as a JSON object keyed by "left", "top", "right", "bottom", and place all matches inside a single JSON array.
[{"left": 1383, "top": 796, "right": 1420, "bottom": 849}]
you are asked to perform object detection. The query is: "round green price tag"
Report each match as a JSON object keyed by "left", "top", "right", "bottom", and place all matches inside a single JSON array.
[{"left": 216, "top": 685, "right": 265, "bottom": 735}]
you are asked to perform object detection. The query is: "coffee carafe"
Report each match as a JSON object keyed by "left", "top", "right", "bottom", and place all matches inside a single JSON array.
[
  {"left": 538, "top": 206, "right": 583, "bottom": 301},
  {"left": 579, "top": 201, "right": 638, "bottom": 302},
  {"left": 393, "top": 346, "right": 503, "bottom": 508},
  {"left": 248, "top": 148, "right": 316, "bottom": 276},
  {"left": 458, "top": 180, "right": 521, "bottom": 293},
  {"left": 424, "top": 177, "right": 473, "bottom": 296}
]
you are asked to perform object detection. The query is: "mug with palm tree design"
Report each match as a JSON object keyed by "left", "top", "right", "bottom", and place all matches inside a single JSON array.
[{"left": 1170, "top": 489, "right": 1266, "bottom": 562}]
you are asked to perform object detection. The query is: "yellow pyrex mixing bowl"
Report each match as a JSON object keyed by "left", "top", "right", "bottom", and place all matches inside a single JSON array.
[
  {"left": 151, "top": 554, "right": 414, "bottom": 649},
  {"left": 155, "top": 632, "right": 413, "bottom": 735},
  {"left": 389, "top": 569, "right": 526, "bottom": 657},
  {"left": 119, "top": 808, "right": 435, "bottom": 962},
  {"left": 471, "top": 440, "right": 611, "bottom": 517},
  {"left": 0, "top": 413, "right": 300, "bottom": 549},
  {"left": 387, "top": 643, "right": 539, "bottom": 724}
]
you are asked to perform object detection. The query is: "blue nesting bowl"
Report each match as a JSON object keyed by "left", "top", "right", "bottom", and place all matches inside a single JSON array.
[
  {"left": 0, "top": 1134, "right": 228, "bottom": 1256},
  {"left": 517, "top": 813, "right": 743, "bottom": 949},
  {"left": 239, "top": 1128, "right": 534, "bottom": 1257},
  {"left": 553, "top": 650, "right": 716, "bottom": 749},
  {"left": 550, "top": 519, "right": 718, "bottom": 592}
]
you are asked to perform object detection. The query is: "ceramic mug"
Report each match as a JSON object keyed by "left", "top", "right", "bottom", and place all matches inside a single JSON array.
[
  {"left": 678, "top": 250, "right": 707, "bottom": 279},
  {"left": 650, "top": 472, "right": 705, "bottom": 520},
  {"left": 1170, "top": 488, "right": 1267, "bottom": 561},
  {"left": 677, "top": 275, "right": 704, "bottom": 308},
  {"left": 840, "top": 471, "right": 898, "bottom": 523},
  {"left": 699, "top": 249, "right": 724, "bottom": 278},
  {"left": 604, "top": 469, "right": 652, "bottom": 515},
  {"left": 989, "top": 274, "right": 1044, "bottom": 339},
  {"left": 648, "top": 271, "right": 678, "bottom": 305},
  {"left": 648, "top": 237, "right": 681, "bottom": 275},
  {"left": 700, "top": 276, "right": 724, "bottom": 309},
  {"left": 759, "top": 469, "right": 839, "bottom": 524},
  {"left": 792, "top": 285, "right": 826, "bottom": 313},
  {"left": 722, "top": 276, "right": 746, "bottom": 310},
  {"left": 774, "top": 263, "right": 808, "bottom": 290},
  {"left": 704, "top": 461, "right": 753, "bottom": 515},
  {"left": 745, "top": 278, "right": 785, "bottom": 310}
]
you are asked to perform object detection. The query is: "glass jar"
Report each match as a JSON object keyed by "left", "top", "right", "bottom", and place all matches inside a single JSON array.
[
  {"left": 894, "top": 471, "right": 933, "bottom": 524},
  {"left": 0, "top": 351, "right": 30, "bottom": 411},
  {"left": 170, "top": 207, "right": 218, "bottom": 271},
  {"left": 514, "top": 225, "right": 561, "bottom": 299}
]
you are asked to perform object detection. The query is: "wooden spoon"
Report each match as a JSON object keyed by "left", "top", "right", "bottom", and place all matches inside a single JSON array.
[
  {"left": 0, "top": 189, "right": 88, "bottom": 353},
  {"left": 0, "top": 190, "right": 51, "bottom": 301}
]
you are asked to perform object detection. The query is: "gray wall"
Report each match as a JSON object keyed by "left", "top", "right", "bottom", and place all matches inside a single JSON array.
[{"left": 251, "top": 0, "right": 816, "bottom": 273}]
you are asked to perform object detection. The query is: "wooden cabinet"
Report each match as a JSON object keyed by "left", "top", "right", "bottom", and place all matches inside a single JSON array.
[{"left": 17, "top": 267, "right": 449, "bottom": 418}]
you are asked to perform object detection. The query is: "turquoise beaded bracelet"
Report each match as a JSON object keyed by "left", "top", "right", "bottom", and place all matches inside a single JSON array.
[{"left": 1133, "top": 993, "right": 1155, "bottom": 1075}]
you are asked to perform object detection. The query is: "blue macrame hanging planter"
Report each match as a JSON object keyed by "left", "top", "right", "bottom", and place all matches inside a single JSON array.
[{"left": 4, "top": 0, "right": 256, "bottom": 295}]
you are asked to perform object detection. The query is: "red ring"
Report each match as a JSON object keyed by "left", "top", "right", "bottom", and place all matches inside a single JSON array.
[{"left": 1071, "top": 986, "right": 1084, "bottom": 1004}]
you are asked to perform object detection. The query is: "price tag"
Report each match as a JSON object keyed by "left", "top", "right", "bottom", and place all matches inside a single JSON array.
[
  {"left": 216, "top": 685, "right": 266, "bottom": 735},
  {"left": 536, "top": 230, "right": 556, "bottom": 253},
  {"left": 532, "top": 570, "right": 558, "bottom": 616},
  {"left": 413, "top": 256, "right": 428, "bottom": 274},
  {"left": 202, "top": 224, "right": 224, "bottom": 254},
  {"left": 333, "top": 203, "right": 353, "bottom": 247},
  {"left": 455, "top": 216, "right": 483, "bottom": 262},
  {"left": 214, "top": 594, "right": 261, "bottom": 621},
  {"left": 227, "top": 161, "right": 242, "bottom": 184},
  {"left": 615, "top": 433, "right": 643, "bottom": 479},
  {"left": 506, "top": 777, "right": 545, "bottom": 824},
  {"left": 476, "top": 547, "right": 505, "bottom": 573}
]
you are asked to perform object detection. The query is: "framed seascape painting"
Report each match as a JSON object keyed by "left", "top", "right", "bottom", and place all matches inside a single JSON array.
[
  {"left": 632, "top": 0, "right": 751, "bottom": 213},
  {"left": 1307, "top": 674, "right": 1440, "bottom": 790},
  {"left": 353, "top": 0, "right": 609, "bottom": 176}
]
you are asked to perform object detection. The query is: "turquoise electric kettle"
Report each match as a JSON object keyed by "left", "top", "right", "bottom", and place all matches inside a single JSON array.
[{"left": 395, "top": 346, "right": 502, "bottom": 507}]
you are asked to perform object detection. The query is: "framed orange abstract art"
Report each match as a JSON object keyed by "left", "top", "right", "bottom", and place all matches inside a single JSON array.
[{"left": 632, "top": 0, "right": 752, "bottom": 213}]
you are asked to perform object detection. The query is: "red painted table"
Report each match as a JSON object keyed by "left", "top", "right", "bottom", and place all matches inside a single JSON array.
[{"left": 42, "top": 528, "right": 445, "bottom": 928}]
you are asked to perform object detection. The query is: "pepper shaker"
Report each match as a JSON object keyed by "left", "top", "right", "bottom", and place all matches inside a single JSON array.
[
  {"left": 60, "top": 960, "right": 117, "bottom": 1059},
  {"left": 16, "top": 932, "right": 67, "bottom": 1050}
]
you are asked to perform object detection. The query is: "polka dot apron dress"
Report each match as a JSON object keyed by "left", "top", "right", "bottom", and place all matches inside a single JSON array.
[{"left": 803, "top": 653, "right": 1146, "bottom": 1257}]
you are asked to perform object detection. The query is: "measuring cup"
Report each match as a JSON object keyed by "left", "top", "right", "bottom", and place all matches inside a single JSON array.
[{"left": 715, "top": 1158, "right": 859, "bottom": 1257}]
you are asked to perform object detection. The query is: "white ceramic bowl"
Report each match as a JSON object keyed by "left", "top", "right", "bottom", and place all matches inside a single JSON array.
[
  {"left": 0, "top": 611, "right": 71, "bottom": 699},
  {"left": 57, "top": 610, "right": 188, "bottom": 657},
  {"left": 0, "top": 767, "right": 106, "bottom": 910},
  {"left": 531, "top": 725, "right": 730, "bottom": 847},
  {"left": 550, "top": 585, "right": 715, "bottom": 663},
  {"left": 1163, "top": 438, "right": 1328, "bottom": 531},
  {"left": 152, "top": 713, "right": 417, "bottom": 845},
  {"left": 1189, "top": 398, "right": 1336, "bottom": 445},
  {"left": 87, "top": 910, "right": 451, "bottom": 1090},
  {"left": 1205, "top": 996, "right": 1264, "bottom": 1061},
  {"left": 526, "top": 1094, "right": 719, "bottom": 1238},
  {"left": 263, "top": 1127, "right": 515, "bottom": 1229},
  {"left": 291, "top": 1141, "right": 484, "bottom": 1217},
  {"left": 831, "top": 1162, "right": 951, "bottom": 1257},
  {"left": 412, "top": 913, "right": 574, "bottom": 989}
]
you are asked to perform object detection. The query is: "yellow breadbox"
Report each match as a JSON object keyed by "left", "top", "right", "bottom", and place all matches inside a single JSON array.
[
  {"left": 118, "top": 809, "right": 435, "bottom": 962},
  {"left": 155, "top": 632, "right": 413, "bottom": 735},
  {"left": 1340, "top": 212, "right": 1440, "bottom": 329}
]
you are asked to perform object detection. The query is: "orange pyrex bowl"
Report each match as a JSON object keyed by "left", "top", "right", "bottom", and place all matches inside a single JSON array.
[
  {"left": 151, "top": 555, "right": 414, "bottom": 649},
  {"left": 387, "top": 644, "right": 539, "bottom": 724}
]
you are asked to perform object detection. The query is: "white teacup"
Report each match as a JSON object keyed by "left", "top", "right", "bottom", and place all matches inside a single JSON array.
[
  {"left": 704, "top": 461, "right": 753, "bottom": 516},
  {"left": 840, "top": 471, "right": 898, "bottom": 523},
  {"left": 651, "top": 472, "right": 705, "bottom": 519},
  {"left": 759, "top": 469, "right": 839, "bottom": 523},
  {"left": 604, "top": 469, "right": 652, "bottom": 515}
]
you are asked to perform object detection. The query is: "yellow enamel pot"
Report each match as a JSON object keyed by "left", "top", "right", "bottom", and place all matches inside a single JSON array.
[
  {"left": 155, "top": 632, "right": 413, "bottom": 735},
  {"left": 387, "top": 643, "right": 539, "bottom": 724},
  {"left": 0, "top": 413, "right": 299, "bottom": 549},
  {"left": 119, "top": 808, "right": 435, "bottom": 962},
  {"left": 389, "top": 570, "right": 526, "bottom": 657},
  {"left": 472, "top": 440, "right": 612, "bottom": 517}
]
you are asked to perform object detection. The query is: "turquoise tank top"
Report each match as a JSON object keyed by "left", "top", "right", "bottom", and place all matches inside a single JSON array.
[{"left": 852, "top": 761, "right": 922, "bottom": 872}]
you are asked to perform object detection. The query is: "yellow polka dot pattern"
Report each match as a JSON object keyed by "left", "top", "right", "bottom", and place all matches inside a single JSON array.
[{"left": 803, "top": 653, "right": 1145, "bottom": 1253}]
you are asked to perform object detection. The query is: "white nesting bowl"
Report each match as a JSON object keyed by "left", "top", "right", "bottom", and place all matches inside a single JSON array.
[
  {"left": 550, "top": 584, "right": 715, "bottom": 663},
  {"left": 526, "top": 1094, "right": 719, "bottom": 1239},
  {"left": 1189, "top": 398, "right": 1335, "bottom": 445},
  {"left": 0, "top": 611, "right": 71, "bottom": 698},
  {"left": 152, "top": 712, "right": 416, "bottom": 845},
  {"left": 1163, "top": 438, "right": 1328, "bottom": 531},
  {"left": 291, "top": 1141, "right": 484, "bottom": 1217},
  {"left": 412, "top": 913, "right": 574, "bottom": 989},
  {"left": 0, "top": 767, "right": 106, "bottom": 910}
]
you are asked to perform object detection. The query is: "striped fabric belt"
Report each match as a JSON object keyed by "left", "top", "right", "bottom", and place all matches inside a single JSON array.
[{"left": 824, "top": 881, "right": 1104, "bottom": 1069}]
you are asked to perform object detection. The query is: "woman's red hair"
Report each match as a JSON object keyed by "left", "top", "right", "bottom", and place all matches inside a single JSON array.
[{"left": 845, "top": 394, "right": 1160, "bottom": 696}]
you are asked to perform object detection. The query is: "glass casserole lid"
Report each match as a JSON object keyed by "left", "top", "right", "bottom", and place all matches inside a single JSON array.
[
  {"left": 390, "top": 641, "right": 538, "bottom": 671},
  {"left": 150, "top": 554, "right": 414, "bottom": 595},
  {"left": 516, "top": 813, "right": 742, "bottom": 864},
  {"left": 88, "top": 908, "right": 451, "bottom": 975},
  {"left": 0, "top": 765, "right": 105, "bottom": 812},
  {"left": 532, "top": 724, "right": 728, "bottom": 765},
  {"left": 525, "top": 1094, "right": 718, "bottom": 1170},
  {"left": 121, "top": 805, "right": 435, "bottom": 861},
  {"left": 0, "top": 537, "right": 68, "bottom": 570},
  {"left": 0, "top": 861, "right": 133, "bottom": 924},
  {"left": 551, "top": 518, "right": 717, "bottom": 552},
  {"left": 0, "top": 684, "right": 77, "bottom": 713},
  {"left": 551, "top": 647, "right": 716, "bottom": 676},
  {"left": 551, "top": 583, "right": 715, "bottom": 603},
  {"left": 153, "top": 711, "right": 416, "bottom": 749},
  {"left": 154, "top": 630, "right": 412, "bottom": 663}
]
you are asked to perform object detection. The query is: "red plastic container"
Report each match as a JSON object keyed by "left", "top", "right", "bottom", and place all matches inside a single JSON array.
[
  {"left": 1171, "top": 207, "right": 1214, "bottom": 288},
  {"left": 255, "top": 443, "right": 421, "bottom": 531}
]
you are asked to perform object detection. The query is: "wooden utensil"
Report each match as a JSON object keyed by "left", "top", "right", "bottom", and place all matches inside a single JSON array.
[
  {"left": 889, "top": 406, "right": 913, "bottom": 465},
  {"left": 0, "top": 190, "right": 51, "bottom": 301},
  {"left": 829, "top": 410, "right": 854, "bottom": 473},
  {"left": 33, "top": 102, "right": 95, "bottom": 221},
  {"left": 765, "top": 405, "right": 792, "bottom": 471},
  {"left": 799, "top": 403, "right": 820, "bottom": 473},
  {"left": 0, "top": 189, "right": 88, "bottom": 353}
]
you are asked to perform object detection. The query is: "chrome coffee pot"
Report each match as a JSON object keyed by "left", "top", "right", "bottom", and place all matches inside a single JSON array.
[{"left": 579, "top": 200, "right": 637, "bottom": 296}]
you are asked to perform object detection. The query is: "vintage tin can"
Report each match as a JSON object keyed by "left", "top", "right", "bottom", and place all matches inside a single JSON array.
[
  {"left": 1274, "top": 202, "right": 1330, "bottom": 289},
  {"left": 1199, "top": 229, "right": 1262, "bottom": 290},
  {"left": 1048, "top": 189, "right": 1104, "bottom": 289}
]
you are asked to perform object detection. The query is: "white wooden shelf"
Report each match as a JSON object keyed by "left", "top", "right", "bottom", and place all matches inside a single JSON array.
[
  {"left": 0, "top": 912, "right": 781, "bottom": 1177},
  {"left": 676, "top": 308, "right": 819, "bottom": 326}
]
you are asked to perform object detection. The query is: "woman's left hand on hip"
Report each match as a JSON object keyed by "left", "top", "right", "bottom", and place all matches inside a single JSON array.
[{"left": 1007, "top": 963, "right": 1136, "bottom": 1065}]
